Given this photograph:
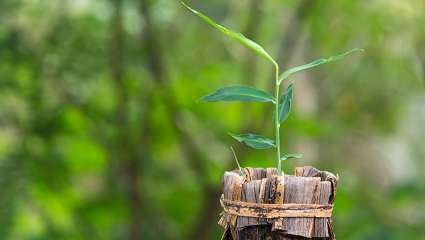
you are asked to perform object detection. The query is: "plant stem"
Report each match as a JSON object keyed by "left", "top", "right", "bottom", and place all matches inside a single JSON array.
[
  {"left": 230, "top": 146, "right": 244, "bottom": 176},
  {"left": 274, "top": 64, "right": 281, "bottom": 175}
]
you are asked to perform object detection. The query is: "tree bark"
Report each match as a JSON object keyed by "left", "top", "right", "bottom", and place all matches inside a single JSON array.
[{"left": 220, "top": 167, "right": 338, "bottom": 240}]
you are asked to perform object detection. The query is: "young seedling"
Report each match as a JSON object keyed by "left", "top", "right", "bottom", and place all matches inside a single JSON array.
[{"left": 182, "top": 2, "right": 363, "bottom": 175}]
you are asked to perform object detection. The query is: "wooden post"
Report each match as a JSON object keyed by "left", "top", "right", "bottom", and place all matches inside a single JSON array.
[{"left": 219, "top": 166, "right": 338, "bottom": 240}]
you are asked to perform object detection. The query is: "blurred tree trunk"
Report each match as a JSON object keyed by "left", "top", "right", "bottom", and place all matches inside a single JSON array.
[
  {"left": 138, "top": 0, "right": 214, "bottom": 239},
  {"left": 110, "top": 0, "right": 143, "bottom": 239}
]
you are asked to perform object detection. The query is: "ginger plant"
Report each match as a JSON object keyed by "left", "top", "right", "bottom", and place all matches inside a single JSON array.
[{"left": 182, "top": 2, "right": 363, "bottom": 174}]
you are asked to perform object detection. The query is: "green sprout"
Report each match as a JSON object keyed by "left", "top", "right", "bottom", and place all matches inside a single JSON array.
[{"left": 182, "top": 2, "right": 363, "bottom": 175}]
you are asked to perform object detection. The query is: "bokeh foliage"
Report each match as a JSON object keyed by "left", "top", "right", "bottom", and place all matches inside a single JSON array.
[{"left": 0, "top": 0, "right": 424, "bottom": 239}]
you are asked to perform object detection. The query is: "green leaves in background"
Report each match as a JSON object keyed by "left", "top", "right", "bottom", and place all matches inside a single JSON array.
[
  {"left": 199, "top": 86, "right": 275, "bottom": 103},
  {"left": 280, "top": 153, "right": 303, "bottom": 161},
  {"left": 230, "top": 133, "right": 275, "bottom": 149},
  {"left": 278, "top": 48, "right": 364, "bottom": 84},
  {"left": 181, "top": 2, "right": 277, "bottom": 66},
  {"left": 278, "top": 84, "right": 293, "bottom": 123}
]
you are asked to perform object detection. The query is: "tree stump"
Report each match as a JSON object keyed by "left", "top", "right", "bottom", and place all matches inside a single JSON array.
[{"left": 219, "top": 166, "right": 338, "bottom": 240}]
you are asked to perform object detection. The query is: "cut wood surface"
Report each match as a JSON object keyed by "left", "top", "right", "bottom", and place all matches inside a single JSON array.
[{"left": 219, "top": 166, "right": 338, "bottom": 240}]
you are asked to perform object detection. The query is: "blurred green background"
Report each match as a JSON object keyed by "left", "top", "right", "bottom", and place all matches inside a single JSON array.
[{"left": 1, "top": 0, "right": 424, "bottom": 239}]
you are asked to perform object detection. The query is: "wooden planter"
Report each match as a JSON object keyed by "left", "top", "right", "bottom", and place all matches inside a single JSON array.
[{"left": 219, "top": 166, "right": 338, "bottom": 240}]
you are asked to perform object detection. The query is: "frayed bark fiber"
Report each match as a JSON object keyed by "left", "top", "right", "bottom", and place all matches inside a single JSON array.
[{"left": 219, "top": 166, "right": 338, "bottom": 240}]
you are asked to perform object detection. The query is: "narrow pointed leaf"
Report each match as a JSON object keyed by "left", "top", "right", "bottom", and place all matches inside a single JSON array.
[
  {"left": 199, "top": 86, "right": 275, "bottom": 103},
  {"left": 230, "top": 133, "right": 275, "bottom": 149},
  {"left": 280, "top": 153, "right": 303, "bottom": 161},
  {"left": 278, "top": 48, "right": 364, "bottom": 84},
  {"left": 182, "top": 2, "right": 277, "bottom": 66},
  {"left": 278, "top": 84, "right": 293, "bottom": 123}
]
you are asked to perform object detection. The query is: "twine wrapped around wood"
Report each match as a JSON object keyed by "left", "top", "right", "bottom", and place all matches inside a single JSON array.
[
  {"left": 220, "top": 197, "right": 334, "bottom": 218},
  {"left": 219, "top": 166, "right": 339, "bottom": 240}
]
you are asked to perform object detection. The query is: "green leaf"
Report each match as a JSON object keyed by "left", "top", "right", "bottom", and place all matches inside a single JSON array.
[
  {"left": 181, "top": 2, "right": 277, "bottom": 66},
  {"left": 278, "top": 84, "right": 293, "bottom": 123},
  {"left": 199, "top": 86, "right": 275, "bottom": 103},
  {"left": 278, "top": 48, "right": 364, "bottom": 84},
  {"left": 229, "top": 133, "right": 275, "bottom": 149},
  {"left": 280, "top": 153, "right": 303, "bottom": 161}
]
